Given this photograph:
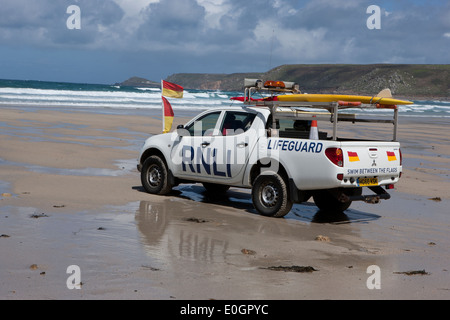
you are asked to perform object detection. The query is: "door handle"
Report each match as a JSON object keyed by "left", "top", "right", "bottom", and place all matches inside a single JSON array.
[
  {"left": 201, "top": 142, "right": 210, "bottom": 148},
  {"left": 237, "top": 142, "right": 248, "bottom": 148}
]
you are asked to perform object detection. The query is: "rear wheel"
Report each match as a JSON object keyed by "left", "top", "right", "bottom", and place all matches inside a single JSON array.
[
  {"left": 313, "top": 188, "right": 362, "bottom": 212},
  {"left": 141, "top": 155, "right": 173, "bottom": 195},
  {"left": 252, "top": 173, "right": 293, "bottom": 218}
]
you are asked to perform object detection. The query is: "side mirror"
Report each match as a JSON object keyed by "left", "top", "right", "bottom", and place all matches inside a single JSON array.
[{"left": 177, "top": 124, "right": 189, "bottom": 137}]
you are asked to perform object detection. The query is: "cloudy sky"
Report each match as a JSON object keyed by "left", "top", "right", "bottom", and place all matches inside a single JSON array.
[{"left": 0, "top": 0, "right": 448, "bottom": 84}]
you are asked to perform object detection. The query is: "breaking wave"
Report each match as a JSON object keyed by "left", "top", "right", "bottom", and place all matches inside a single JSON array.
[{"left": 0, "top": 79, "right": 448, "bottom": 117}]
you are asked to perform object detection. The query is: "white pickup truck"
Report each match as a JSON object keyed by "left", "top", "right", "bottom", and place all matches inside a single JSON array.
[{"left": 137, "top": 80, "right": 403, "bottom": 217}]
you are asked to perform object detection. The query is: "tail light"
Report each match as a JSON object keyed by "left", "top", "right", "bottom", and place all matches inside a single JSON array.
[
  {"left": 325, "top": 148, "right": 343, "bottom": 167},
  {"left": 399, "top": 148, "right": 402, "bottom": 166}
]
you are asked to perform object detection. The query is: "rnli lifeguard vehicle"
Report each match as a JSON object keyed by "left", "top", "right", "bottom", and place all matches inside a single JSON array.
[{"left": 137, "top": 79, "right": 412, "bottom": 217}]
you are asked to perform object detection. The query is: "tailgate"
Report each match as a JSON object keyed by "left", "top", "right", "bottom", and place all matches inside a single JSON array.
[{"left": 341, "top": 141, "right": 402, "bottom": 187}]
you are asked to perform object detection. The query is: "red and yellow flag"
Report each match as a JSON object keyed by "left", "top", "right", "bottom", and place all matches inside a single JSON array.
[
  {"left": 162, "top": 96, "right": 174, "bottom": 133},
  {"left": 387, "top": 151, "right": 397, "bottom": 161},
  {"left": 160, "top": 80, "right": 183, "bottom": 133},
  {"left": 162, "top": 80, "right": 183, "bottom": 99},
  {"left": 348, "top": 151, "right": 360, "bottom": 162}
]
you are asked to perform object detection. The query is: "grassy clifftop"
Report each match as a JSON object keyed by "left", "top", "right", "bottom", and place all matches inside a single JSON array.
[
  {"left": 165, "top": 64, "right": 449, "bottom": 99},
  {"left": 116, "top": 76, "right": 160, "bottom": 88}
]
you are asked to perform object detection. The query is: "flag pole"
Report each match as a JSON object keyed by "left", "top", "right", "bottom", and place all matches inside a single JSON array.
[{"left": 161, "top": 79, "right": 164, "bottom": 133}]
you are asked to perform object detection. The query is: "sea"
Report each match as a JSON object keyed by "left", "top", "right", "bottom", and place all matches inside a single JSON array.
[{"left": 0, "top": 79, "right": 449, "bottom": 119}]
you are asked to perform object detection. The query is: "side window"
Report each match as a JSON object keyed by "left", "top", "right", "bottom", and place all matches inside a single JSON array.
[
  {"left": 221, "top": 112, "right": 257, "bottom": 136},
  {"left": 185, "top": 111, "right": 221, "bottom": 136}
]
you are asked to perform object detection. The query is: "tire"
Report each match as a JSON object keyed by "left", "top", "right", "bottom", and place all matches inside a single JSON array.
[
  {"left": 252, "top": 173, "right": 293, "bottom": 218},
  {"left": 202, "top": 183, "right": 230, "bottom": 194},
  {"left": 141, "top": 155, "right": 173, "bottom": 195},
  {"left": 312, "top": 188, "right": 361, "bottom": 212}
]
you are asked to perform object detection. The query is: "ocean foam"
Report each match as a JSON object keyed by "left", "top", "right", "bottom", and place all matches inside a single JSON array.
[{"left": 0, "top": 81, "right": 448, "bottom": 117}]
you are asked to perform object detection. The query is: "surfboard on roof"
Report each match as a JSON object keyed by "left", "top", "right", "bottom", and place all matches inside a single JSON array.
[{"left": 236, "top": 79, "right": 413, "bottom": 107}]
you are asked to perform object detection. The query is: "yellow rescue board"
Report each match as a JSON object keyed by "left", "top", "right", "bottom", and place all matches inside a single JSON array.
[{"left": 276, "top": 94, "right": 413, "bottom": 105}]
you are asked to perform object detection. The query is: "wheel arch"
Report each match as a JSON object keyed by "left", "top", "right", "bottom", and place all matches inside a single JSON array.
[
  {"left": 249, "top": 159, "right": 290, "bottom": 186},
  {"left": 140, "top": 147, "right": 166, "bottom": 166},
  {"left": 140, "top": 147, "right": 177, "bottom": 185}
]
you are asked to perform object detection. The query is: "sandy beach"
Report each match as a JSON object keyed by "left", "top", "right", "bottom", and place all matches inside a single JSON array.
[{"left": 1, "top": 106, "right": 449, "bottom": 300}]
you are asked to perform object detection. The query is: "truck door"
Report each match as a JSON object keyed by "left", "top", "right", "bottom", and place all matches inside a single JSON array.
[
  {"left": 207, "top": 111, "right": 258, "bottom": 185},
  {"left": 171, "top": 110, "right": 223, "bottom": 179},
  {"left": 171, "top": 110, "right": 258, "bottom": 185}
]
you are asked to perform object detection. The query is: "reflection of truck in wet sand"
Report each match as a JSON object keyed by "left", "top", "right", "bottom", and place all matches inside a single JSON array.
[{"left": 138, "top": 79, "right": 408, "bottom": 218}]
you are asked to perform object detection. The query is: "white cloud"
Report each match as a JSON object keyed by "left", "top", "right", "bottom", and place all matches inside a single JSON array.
[
  {"left": 113, "top": 0, "right": 158, "bottom": 17},
  {"left": 253, "top": 20, "right": 329, "bottom": 61},
  {"left": 1, "top": 0, "right": 449, "bottom": 83},
  {"left": 196, "top": 0, "right": 231, "bottom": 29},
  {"left": 305, "top": 0, "right": 364, "bottom": 10}
]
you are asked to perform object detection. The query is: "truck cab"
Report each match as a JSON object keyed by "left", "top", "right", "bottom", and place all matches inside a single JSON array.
[{"left": 170, "top": 107, "right": 266, "bottom": 186}]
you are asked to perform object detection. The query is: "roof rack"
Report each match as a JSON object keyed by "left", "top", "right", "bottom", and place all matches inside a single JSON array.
[
  {"left": 241, "top": 79, "right": 399, "bottom": 141},
  {"left": 243, "top": 78, "right": 300, "bottom": 97}
]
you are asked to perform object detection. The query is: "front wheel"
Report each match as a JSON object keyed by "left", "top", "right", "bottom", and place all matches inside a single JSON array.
[
  {"left": 252, "top": 173, "right": 293, "bottom": 218},
  {"left": 141, "top": 155, "right": 173, "bottom": 195}
]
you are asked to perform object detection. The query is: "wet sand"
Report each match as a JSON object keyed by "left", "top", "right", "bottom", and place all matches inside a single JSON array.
[{"left": 1, "top": 106, "right": 449, "bottom": 300}]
